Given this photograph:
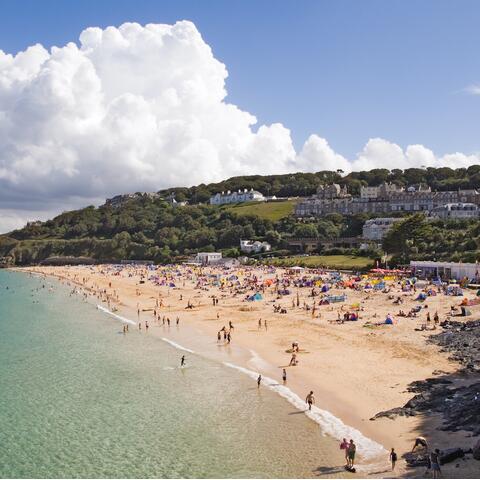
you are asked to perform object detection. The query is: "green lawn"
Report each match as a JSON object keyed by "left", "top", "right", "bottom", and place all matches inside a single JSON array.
[
  {"left": 222, "top": 200, "right": 296, "bottom": 222},
  {"left": 266, "top": 255, "right": 373, "bottom": 270}
]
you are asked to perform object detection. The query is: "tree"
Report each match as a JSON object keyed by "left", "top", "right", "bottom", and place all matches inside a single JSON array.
[{"left": 293, "top": 224, "right": 318, "bottom": 238}]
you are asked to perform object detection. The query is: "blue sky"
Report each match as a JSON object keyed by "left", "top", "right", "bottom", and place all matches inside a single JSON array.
[{"left": 1, "top": 0, "right": 479, "bottom": 158}]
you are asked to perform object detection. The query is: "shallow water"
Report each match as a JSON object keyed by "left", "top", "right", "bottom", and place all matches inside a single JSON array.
[{"left": 0, "top": 270, "right": 344, "bottom": 478}]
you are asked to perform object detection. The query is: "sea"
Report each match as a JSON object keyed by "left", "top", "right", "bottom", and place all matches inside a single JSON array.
[{"left": 0, "top": 270, "right": 349, "bottom": 478}]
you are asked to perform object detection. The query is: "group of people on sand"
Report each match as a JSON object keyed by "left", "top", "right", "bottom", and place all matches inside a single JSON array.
[
  {"left": 412, "top": 436, "right": 443, "bottom": 478},
  {"left": 339, "top": 438, "right": 357, "bottom": 470},
  {"left": 217, "top": 321, "right": 234, "bottom": 344}
]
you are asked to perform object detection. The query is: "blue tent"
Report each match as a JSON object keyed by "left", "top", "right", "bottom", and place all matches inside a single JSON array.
[{"left": 248, "top": 293, "right": 263, "bottom": 301}]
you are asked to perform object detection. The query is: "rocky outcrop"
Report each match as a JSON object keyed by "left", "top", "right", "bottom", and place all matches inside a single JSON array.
[
  {"left": 371, "top": 319, "right": 480, "bottom": 436},
  {"left": 432, "top": 319, "right": 480, "bottom": 373}
]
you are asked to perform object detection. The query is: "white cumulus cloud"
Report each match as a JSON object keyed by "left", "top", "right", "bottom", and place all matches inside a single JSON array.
[{"left": 0, "top": 20, "right": 479, "bottom": 233}]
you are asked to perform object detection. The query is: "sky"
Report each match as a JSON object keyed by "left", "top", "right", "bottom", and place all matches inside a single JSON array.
[{"left": 0, "top": 0, "right": 479, "bottom": 232}]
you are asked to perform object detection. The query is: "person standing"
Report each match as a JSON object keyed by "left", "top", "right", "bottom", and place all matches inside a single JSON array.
[
  {"left": 430, "top": 449, "right": 442, "bottom": 479},
  {"left": 340, "top": 438, "right": 349, "bottom": 464},
  {"left": 390, "top": 448, "right": 397, "bottom": 471},
  {"left": 257, "top": 374, "right": 262, "bottom": 388},
  {"left": 282, "top": 369, "right": 287, "bottom": 384},
  {"left": 347, "top": 439, "right": 356, "bottom": 469},
  {"left": 180, "top": 355, "right": 186, "bottom": 367},
  {"left": 305, "top": 391, "right": 315, "bottom": 410}
]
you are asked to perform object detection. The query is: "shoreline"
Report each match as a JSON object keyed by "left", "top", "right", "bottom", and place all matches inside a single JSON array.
[{"left": 15, "top": 265, "right": 479, "bottom": 478}]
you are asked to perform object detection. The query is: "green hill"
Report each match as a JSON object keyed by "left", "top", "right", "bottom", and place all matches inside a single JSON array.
[{"left": 223, "top": 200, "right": 296, "bottom": 222}]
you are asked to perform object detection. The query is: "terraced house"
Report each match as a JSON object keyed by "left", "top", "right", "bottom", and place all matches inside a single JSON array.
[{"left": 295, "top": 182, "right": 480, "bottom": 217}]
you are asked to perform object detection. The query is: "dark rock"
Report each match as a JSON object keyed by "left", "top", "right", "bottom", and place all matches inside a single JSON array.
[
  {"left": 473, "top": 438, "right": 480, "bottom": 461},
  {"left": 372, "top": 319, "right": 480, "bottom": 435},
  {"left": 403, "top": 452, "right": 429, "bottom": 468},
  {"left": 440, "top": 448, "right": 464, "bottom": 465}
]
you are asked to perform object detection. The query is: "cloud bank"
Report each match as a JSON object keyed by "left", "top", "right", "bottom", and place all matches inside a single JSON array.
[{"left": 0, "top": 20, "right": 479, "bottom": 232}]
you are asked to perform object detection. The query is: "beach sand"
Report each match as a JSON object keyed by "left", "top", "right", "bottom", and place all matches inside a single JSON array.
[{"left": 22, "top": 264, "right": 480, "bottom": 478}]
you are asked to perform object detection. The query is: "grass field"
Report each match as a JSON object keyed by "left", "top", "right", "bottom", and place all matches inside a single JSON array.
[
  {"left": 266, "top": 254, "right": 373, "bottom": 270},
  {"left": 223, "top": 200, "right": 296, "bottom": 222}
]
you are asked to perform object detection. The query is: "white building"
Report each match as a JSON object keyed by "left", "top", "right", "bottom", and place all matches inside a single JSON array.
[
  {"left": 240, "top": 240, "right": 272, "bottom": 254},
  {"left": 210, "top": 188, "right": 265, "bottom": 205},
  {"left": 360, "top": 183, "right": 404, "bottom": 199},
  {"left": 194, "top": 252, "right": 223, "bottom": 265},
  {"left": 362, "top": 218, "right": 401, "bottom": 241},
  {"left": 410, "top": 261, "right": 480, "bottom": 282},
  {"left": 430, "top": 203, "right": 479, "bottom": 219}
]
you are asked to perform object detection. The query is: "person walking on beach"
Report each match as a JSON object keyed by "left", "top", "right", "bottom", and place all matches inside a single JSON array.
[
  {"left": 282, "top": 369, "right": 287, "bottom": 383},
  {"left": 180, "top": 355, "right": 186, "bottom": 367},
  {"left": 217, "top": 331, "right": 221, "bottom": 342},
  {"left": 123, "top": 324, "right": 126, "bottom": 334},
  {"left": 264, "top": 319, "right": 268, "bottom": 331},
  {"left": 258, "top": 318, "right": 262, "bottom": 330},
  {"left": 347, "top": 440, "right": 356, "bottom": 468},
  {"left": 176, "top": 316, "right": 179, "bottom": 325},
  {"left": 257, "top": 374, "right": 262, "bottom": 388},
  {"left": 145, "top": 320, "right": 149, "bottom": 331},
  {"left": 305, "top": 391, "right": 315, "bottom": 410},
  {"left": 289, "top": 352, "right": 297, "bottom": 366},
  {"left": 390, "top": 448, "right": 397, "bottom": 471},
  {"left": 138, "top": 322, "right": 142, "bottom": 331}
]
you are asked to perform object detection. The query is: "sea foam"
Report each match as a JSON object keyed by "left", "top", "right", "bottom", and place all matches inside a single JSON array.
[
  {"left": 223, "top": 360, "right": 387, "bottom": 461},
  {"left": 157, "top": 335, "right": 386, "bottom": 461},
  {"left": 96, "top": 305, "right": 137, "bottom": 325},
  {"left": 161, "top": 338, "right": 195, "bottom": 353}
]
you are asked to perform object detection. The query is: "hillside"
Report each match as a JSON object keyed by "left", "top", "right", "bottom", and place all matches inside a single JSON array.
[{"left": 2, "top": 166, "right": 480, "bottom": 266}]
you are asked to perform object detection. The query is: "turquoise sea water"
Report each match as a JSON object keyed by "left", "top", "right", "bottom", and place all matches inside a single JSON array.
[{"left": 0, "top": 270, "right": 342, "bottom": 478}]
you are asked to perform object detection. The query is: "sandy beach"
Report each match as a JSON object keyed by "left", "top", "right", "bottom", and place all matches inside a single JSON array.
[{"left": 21, "top": 264, "right": 479, "bottom": 478}]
